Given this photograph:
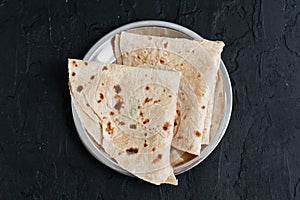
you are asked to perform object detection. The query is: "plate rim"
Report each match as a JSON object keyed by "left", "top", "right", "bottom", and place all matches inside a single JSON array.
[{"left": 71, "top": 20, "right": 233, "bottom": 176}]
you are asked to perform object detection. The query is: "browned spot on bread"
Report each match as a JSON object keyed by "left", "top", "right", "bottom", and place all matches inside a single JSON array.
[
  {"left": 105, "top": 122, "right": 114, "bottom": 135},
  {"left": 84, "top": 61, "right": 88, "bottom": 66},
  {"left": 72, "top": 60, "right": 78, "bottom": 67},
  {"left": 137, "top": 55, "right": 141, "bottom": 59},
  {"left": 90, "top": 75, "right": 95, "bottom": 80},
  {"left": 177, "top": 136, "right": 183, "bottom": 139},
  {"left": 163, "top": 89, "right": 166, "bottom": 92},
  {"left": 153, "top": 100, "right": 160, "bottom": 104},
  {"left": 86, "top": 103, "right": 90, "bottom": 107},
  {"left": 144, "top": 133, "right": 148, "bottom": 136},
  {"left": 138, "top": 105, "right": 141, "bottom": 109},
  {"left": 109, "top": 111, "right": 114, "bottom": 116},
  {"left": 101, "top": 83, "right": 104, "bottom": 86},
  {"left": 118, "top": 152, "right": 123, "bottom": 155},
  {"left": 176, "top": 110, "right": 181, "bottom": 117},
  {"left": 126, "top": 147, "right": 138, "bottom": 155},
  {"left": 197, "top": 73, "right": 201, "bottom": 79},
  {"left": 152, "top": 154, "right": 162, "bottom": 164},
  {"left": 163, "top": 121, "right": 171, "bottom": 131},
  {"left": 130, "top": 124, "right": 137, "bottom": 129},
  {"left": 144, "top": 97, "right": 153, "bottom": 104},
  {"left": 143, "top": 140, "right": 148, "bottom": 147},
  {"left": 152, "top": 147, "right": 156, "bottom": 152},
  {"left": 114, "top": 84, "right": 122, "bottom": 94},
  {"left": 143, "top": 118, "right": 150, "bottom": 124},
  {"left": 77, "top": 85, "right": 83, "bottom": 92},
  {"left": 102, "top": 66, "right": 108, "bottom": 71},
  {"left": 163, "top": 42, "right": 168, "bottom": 48},
  {"left": 71, "top": 72, "right": 76, "bottom": 76},
  {"left": 168, "top": 95, "right": 172, "bottom": 98},
  {"left": 148, "top": 36, "right": 152, "bottom": 40},
  {"left": 201, "top": 105, "right": 206, "bottom": 109},
  {"left": 195, "top": 131, "right": 201, "bottom": 137},
  {"left": 97, "top": 93, "right": 104, "bottom": 103},
  {"left": 204, "top": 127, "right": 207, "bottom": 131},
  {"left": 160, "top": 59, "right": 165, "bottom": 64},
  {"left": 114, "top": 95, "right": 124, "bottom": 112},
  {"left": 180, "top": 63, "right": 184, "bottom": 67},
  {"left": 174, "top": 121, "right": 178, "bottom": 126},
  {"left": 102, "top": 116, "right": 107, "bottom": 119},
  {"left": 140, "top": 112, "right": 143, "bottom": 117},
  {"left": 119, "top": 121, "right": 125, "bottom": 125},
  {"left": 145, "top": 86, "right": 150, "bottom": 90}
]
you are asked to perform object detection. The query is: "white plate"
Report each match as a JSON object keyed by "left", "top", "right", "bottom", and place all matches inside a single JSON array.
[{"left": 71, "top": 20, "right": 232, "bottom": 175}]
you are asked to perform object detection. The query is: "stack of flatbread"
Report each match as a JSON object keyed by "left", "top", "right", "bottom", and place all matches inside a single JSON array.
[{"left": 68, "top": 32, "right": 224, "bottom": 185}]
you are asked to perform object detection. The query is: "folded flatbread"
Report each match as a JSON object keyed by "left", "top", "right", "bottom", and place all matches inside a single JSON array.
[
  {"left": 114, "top": 32, "right": 224, "bottom": 155},
  {"left": 68, "top": 59, "right": 181, "bottom": 185}
]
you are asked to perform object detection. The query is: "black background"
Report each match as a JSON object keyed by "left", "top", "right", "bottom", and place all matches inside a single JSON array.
[{"left": 1, "top": 0, "right": 300, "bottom": 199}]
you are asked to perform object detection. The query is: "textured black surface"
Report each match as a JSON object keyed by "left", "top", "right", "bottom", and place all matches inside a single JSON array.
[{"left": 0, "top": 0, "right": 300, "bottom": 199}]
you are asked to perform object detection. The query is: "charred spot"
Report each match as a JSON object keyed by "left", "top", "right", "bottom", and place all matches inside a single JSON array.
[
  {"left": 145, "top": 86, "right": 150, "bottom": 90},
  {"left": 163, "top": 121, "right": 171, "bottom": 131},
  {"left": 163, "top": 41, "right": 168, "bottom": 48},
  {"left": 204, "top": 127, "right": 208, "bottom": 131},
  {"left": 163, "top": 89, "right": 166, "bottom": 92},
  {"left": 159, "top": 59, "right": 165, "bottom": 64},
  {"left": 84, "top": 62, "right": 88, "bottom": 66},
  {"left": 105, "top": 122, "right": 114, "bottom": 135},
  {"left": 126, "top": 147, "right": 139, "bottom": 155},
  {"left": 180, "top": 63, "right": 184, "bottom": 67},
  {"left": 140, "top": 112, "right": 143, "bottom": 117},
  {"left": 114, "top": 84, "right": 122, "bottom": 94},
  {"left": 71, "top": 72, "right": 76, "bottom": 76},
  {"left": 114, "top": 101, "right": 124, "bottom": 111},
  {"left": 109, "top": 111, "right": 114, "bottom": 116},
  {"left": 152, "top": 154, "right": 162, "bottom": 164},
  {"left": 174, "top": 121, "right": 178, "bottom": 126},
  {"left": 102, "top": 66, "right": 108, "bottom": 71},
  {"left": 101, "top": 83, "right": 104, "bottom": 86},
  {"left": 90, "top": 75, "right": 95, "bottom": 80},
  {"left": 144, "top": 97, "right": 153, "bottom": 104},
  {"left": 152, "top": 147, "right": 156, "bottom": 152},
  {"left": 197, "top": 73, "right": 201, "bottom": 79},
  {"left": 119, "top": 121, "right": 125, "bottom": 125},
  {"left": 143, "top": 140, "right": 148, "bottom": 147},
  {"left": 97, "top": 93, "right": 104, "bottom": 103},
  {"left": 86, "top": 103, "right": 90, "bottom": 107},
  {"left": 195, "top": 131, "right": 201, "bottom": 137},
  {"left": 176, "top": 110, "right": 181, "bottom": 117},
  {"left": 201, "top": 105, "right": 206, "bottom": 109},
  {"left": 77, "top": 85, "right": 83, "bottom": 92},
  {"left": 153, "top": 100, "right": 160, "bottom": 104},
  {"left": 143, "top": 118, "right": 150, "bottom": 124},
  {"left": 100, "top": 93, "right": 104, "bottom": 99},
  {"left": 72, "top": 60, "right": 78, "bottom": 67},
  {"left": 168, "top": 95, "right": 172, "bottom": 98},
  {"left": 130, "top": 124, "right": 137, "bottom": 129},
  {"left": 137, "top": 55, "right": 141, "bottom": 59},
  {"left": 137, "top": 105, "right": 141, "bottom": 109},
  {"left": 144, "top": 133, "right": 148, "bottom": 137},
  {"left": 114, "top": 95, "right": 124, "bottom": 112}
]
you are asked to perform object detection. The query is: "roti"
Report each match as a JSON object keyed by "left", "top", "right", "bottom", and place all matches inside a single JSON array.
[
  {"left": 115, "top": 32, "right": 224, "bottom": 155},
  {"left": 68, "top": 59, "right": 181, "bottom": 185}
]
